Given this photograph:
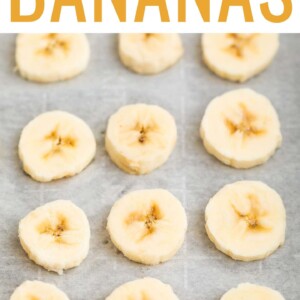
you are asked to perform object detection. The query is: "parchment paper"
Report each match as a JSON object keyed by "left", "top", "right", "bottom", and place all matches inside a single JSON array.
[{"left": 0, "top": 34, "right": 299, "bottom": 299}]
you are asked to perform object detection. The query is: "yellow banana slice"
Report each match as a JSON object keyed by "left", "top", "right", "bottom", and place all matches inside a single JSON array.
[
  {"left": 107, "top": 189, "right": 187, "bottom": 265},
  {"left": 202, "top": 33, "right": 279, "bottom": 82},
  {"left": 105, "top": 104, "right": 177, "bottom": 175},
  {"left": 221, "top": 283, "right": 285, "bottom": 300},
  {"left": 106, "top": 277, "right": 179, "bottom": 300},
  {"left": 19, "top": 200, "right": 90, "bottom": 274},
  {"left": 205, "top": 181, "right": 286, "bottom": 261},
  {"left": 10, "top": 280, "right": 69, "bottom": 300},
  {"left": 200, "top": 88, "right": 282, "bottom": 169},
  {"left": 119, "top": 33, "right": 183, "bottom": 74},
  {"left": 19, "top": 111, "right": 96, "bottom": 182},
  {"left": 16, "top": 34, "right": 90, "bottom": 83}
]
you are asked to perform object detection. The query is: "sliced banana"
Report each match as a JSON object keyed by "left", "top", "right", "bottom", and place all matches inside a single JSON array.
[
  {"left": 205, "top": 181, "right": 286, "bottom": 261},
  {"left": 221, "top": 283, "right": 285, "bottom": 300},
  {"left": 119, "top": 33, "right": 183, "bottom": 74},
  {"left": 19, "top": 200, "right": 90, "bottom": 274},
  {"left": 106, "top": 277, "right": 179, "bottom": 300},
  {"left": 105, "top": 104, "right": 177, "bottom": 175},
  {"left": 16, "top": 33, "right": 90, "bottom": 83},
  {"left": 10, "top": 280, "right": 69, "bottom": 300},
  {"left": 202, "top": 33, "right": 279, "bottom": 82},
  {"left": 200, "top": 88, "right": 282, "bottom": 169},
  {"left": 107, "top": 189, "right": 187, "bottom": 265},
  {"left": 19, "top": 111, "right": 96, "bottom": 182}
]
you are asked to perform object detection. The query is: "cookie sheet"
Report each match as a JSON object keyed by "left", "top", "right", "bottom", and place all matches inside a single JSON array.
[{"left": 0, "top": 34, "right": 299, "bottom": 299}]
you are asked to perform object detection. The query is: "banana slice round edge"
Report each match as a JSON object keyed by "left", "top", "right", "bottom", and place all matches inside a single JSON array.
[
  {"left": 107, "top": 189, "right": 187, "bottom": 265},
  {"left": 19, "top": 200, "right": 90, "bottom": 274},
  {"left": 16, "top": 33, "right": 90, "bottom": 83},
  {"left": 202, "top": 33, "right": 279, "bottom": 82},
  {"left": 221, "top": 283, "right": 285, "bottom": 300},
  {"left": 205, "top": 181, "right": 286, "bottom": 261},
  {"left": 200, "top": 88, "right": 282, "bottom": 169},
  {"left": 119, "top": 33, "right": 184, "bottom": 75},
  {"left": 106, "top": 277, "right": 179, "bottom": 300},
  {"left": 105, "top": 103, "right": 177, "bottom": 175},
  {"left": 10, "top": 280, "right": 69, "bottom": 300},
  {"left": 19, "top": 110, "right": 96, "bottom": 182}
]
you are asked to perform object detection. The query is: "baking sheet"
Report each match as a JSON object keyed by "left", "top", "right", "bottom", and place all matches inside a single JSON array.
[{"left": 0, "top": 34, "right": 299, "bottom": 299}]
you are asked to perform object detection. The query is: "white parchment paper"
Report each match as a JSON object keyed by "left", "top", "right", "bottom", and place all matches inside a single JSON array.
[{"left": 0, "top": 34, "right": 299, "bottom": 299}]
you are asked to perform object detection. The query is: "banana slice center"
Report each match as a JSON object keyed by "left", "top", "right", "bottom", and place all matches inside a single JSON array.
[
  {"left": 225, "top": 34, "right": 256, "bottom": 58},
  {"left": 38, "top": 217, "right": 68, "bottom": 243},
  {"left": 225, "top": 103, "right": 264, "bottom": 138},
  {"left": 126, "top": 203, "right": 163, "bottom": 240},
  {"left": 27, "top": 296, "right": 39, "bottom": 300},
  {"left": 43, "top": 127, "right": 76, "bottom": 159},
  {"left": 231, "top": 194, "right": 269, "bottom": 232},
  {"left": 144, "top": 33, "right": 153, "bottom": 39},
  {"left": 38, "top": 34, "right": 68, "bottom": 56},
  {"left": 131, "top": 121, "right": 160, "bottom": 146},
  {"left": 138, "top": 127, "right": 147, "bottom": 143}
]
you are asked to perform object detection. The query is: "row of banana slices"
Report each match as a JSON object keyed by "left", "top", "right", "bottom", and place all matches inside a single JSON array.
[
  {"left": 13, "top": 181, "right": 285, "bottom": 298},
  {"left": 18, "top": 88, "right": 281, "bottom": 182},
  {"left": 11, "top": 279, "right": 285, "bottom": 300},
  {"left": 15, "top": 33, "right": 279, "bottom": 83},
  {"left": 17, "top": 184, "right": 286, "bottom": 273}
]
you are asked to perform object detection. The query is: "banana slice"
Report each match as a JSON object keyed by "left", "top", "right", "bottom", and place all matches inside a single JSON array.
[
  {"left": 200, "top": 88, "right": 282, "bottom": 169},
  {"left": 202, "top": 33, "right": 279, "bottom": 82},
  {"left": 119, "top": 33, "right": 183, "bottom": 74},
  {"left": 205, "top": 181, "right": 286, "bottom": 261},
  {"left": 10, "top": 280, "right": 69, "bottom": 300},
  {"left": 16, "top": 33, "right": 90, "bottom": 83},
  {"left": 221, "top": 283, "right": 285, "bottom": 300},
  {"left": 107, "top": 189, "right": 187, "bottom": 265},
  {"left": 19, "top": 111, "right": 96, "bottom": 182},
  {"left": 19, "top": 200, "right": 90, "bottom": 274},
  {"left": 106, "top": 277, "right": 179, "bottom": 300},
  {"left": 105, "top": 104, "right": 177, "bottom": 175}
]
